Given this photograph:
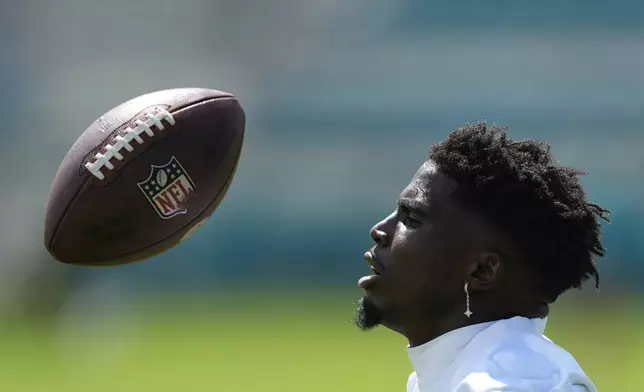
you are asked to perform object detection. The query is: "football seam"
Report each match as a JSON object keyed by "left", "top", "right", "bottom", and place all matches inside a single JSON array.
[
  {"left": 84, "top": 108, "right": 176, "bottom": 180},
  {"left": 85, "top": 94, "right": 235, "bottom": 181},
  {"left": 47, "top": 95, "right": 239, "bottom": 258}
]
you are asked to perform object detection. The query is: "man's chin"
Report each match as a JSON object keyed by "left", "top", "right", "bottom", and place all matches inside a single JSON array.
[{"left": 354, "top": 296, "right": 383, "bottom": 331}]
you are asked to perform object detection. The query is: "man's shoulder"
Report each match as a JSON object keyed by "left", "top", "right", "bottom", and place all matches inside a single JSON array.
[
  {"left": 451, "top": 318, "right": 596, "bottom": 391},
  {"left": 453, "top": 373, "right": 594, "bottom": 392},
  {"left": 484, "top": 321, "right": 584, "bottom": 372}
]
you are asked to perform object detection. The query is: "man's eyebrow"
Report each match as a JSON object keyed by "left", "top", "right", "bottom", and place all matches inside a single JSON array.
[{"left": 397, "top": 198, "right": 429, "bottom": 213}]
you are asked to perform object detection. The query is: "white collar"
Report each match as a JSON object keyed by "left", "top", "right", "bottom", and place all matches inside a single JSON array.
[{"left": 407, "top": 317, "right": 548, "bottom": 387}]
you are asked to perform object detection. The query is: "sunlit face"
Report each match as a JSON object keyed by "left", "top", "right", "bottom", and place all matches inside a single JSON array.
[{"left": 355, "top": 161, "right": 475, "bottom": 332}]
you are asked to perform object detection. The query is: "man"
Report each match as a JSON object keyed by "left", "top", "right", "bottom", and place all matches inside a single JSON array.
[{"left": 355, "top": 122, "right": 609, "bottom": 392}]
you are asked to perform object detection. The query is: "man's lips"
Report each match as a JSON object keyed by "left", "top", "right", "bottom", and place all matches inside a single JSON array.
[
  {"left": 364, "top": 250, "right": 383, "bottom": 275},
  {"left": 358, "top": 250, "right": 383, "bottom": 289}
]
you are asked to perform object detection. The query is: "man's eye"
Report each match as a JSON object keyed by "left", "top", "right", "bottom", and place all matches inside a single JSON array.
[
  {"left": 396, "top": 207, "right": 421, "bottom": 227},
  {"left": 403, "top": 216, "right": 421, "bottom": 227}
]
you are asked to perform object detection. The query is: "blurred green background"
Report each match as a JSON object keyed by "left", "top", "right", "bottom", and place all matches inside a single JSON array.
[
  {"left": 1, "top": 293, "right": 643, "bottom": 391},
  {"left": 2, "top": 1, "right": 644, "bottom": 391}
]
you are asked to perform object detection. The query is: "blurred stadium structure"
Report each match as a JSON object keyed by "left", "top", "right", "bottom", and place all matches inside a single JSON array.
[{"left": 1, "top": 1, "right": 643, "bottom": 391}]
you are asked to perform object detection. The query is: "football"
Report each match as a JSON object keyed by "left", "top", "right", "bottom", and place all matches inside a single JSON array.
[{"left": 44, "top": 88, "right": 245, "bottom": 266}]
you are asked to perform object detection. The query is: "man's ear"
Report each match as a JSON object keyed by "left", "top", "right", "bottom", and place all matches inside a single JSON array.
[{"left": 466, "top": 252, "right": 502, "bottom": 291}]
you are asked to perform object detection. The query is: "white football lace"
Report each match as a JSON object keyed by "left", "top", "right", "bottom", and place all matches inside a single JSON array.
[{"left": 85, "top": 108, "right": 176, "bottom": 180}]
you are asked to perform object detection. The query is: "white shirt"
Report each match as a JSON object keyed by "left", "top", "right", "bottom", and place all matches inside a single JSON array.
[{"left": 406, "top": 316, "right": 597, "bottom": 392}]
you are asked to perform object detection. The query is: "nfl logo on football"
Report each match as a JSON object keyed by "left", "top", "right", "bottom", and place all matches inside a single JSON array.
[{"left": 138, "top": 156, "right": 196, "bottom": 219}]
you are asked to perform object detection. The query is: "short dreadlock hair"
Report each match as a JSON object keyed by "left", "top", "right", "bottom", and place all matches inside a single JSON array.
[{"left": 428, "top": 121, "right": 610, "bottom": 302}]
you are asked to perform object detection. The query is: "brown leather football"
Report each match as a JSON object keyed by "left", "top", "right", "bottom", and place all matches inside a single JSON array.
[{"left": 44, "top": 88, "right": 245, "bottom": 266}]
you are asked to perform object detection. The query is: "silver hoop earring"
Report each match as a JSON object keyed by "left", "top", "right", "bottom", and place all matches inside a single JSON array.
[{"left": 464, "top": 282, "right": 473, "bottom": 318}]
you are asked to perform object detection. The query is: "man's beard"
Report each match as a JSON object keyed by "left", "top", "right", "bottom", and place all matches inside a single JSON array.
[{"left": 354, "top": 296, "right": 383, "bottom": 331}]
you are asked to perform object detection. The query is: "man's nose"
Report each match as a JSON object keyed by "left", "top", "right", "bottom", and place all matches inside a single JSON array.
[{"left": 369, "top": 212, "right": 395, "bottom": 247}]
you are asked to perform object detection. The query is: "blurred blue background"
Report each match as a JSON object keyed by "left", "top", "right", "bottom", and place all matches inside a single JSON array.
[{"left": 1, "top": 1, "right": 643, "bottom": 391}]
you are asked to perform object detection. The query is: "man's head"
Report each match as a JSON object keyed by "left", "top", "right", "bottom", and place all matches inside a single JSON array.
[{"left": 355, "top": 122, "right": 609, "bottom": 346}]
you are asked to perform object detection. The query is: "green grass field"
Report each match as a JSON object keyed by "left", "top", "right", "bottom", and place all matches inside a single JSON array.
[{"left": 1, "top": 292, "right": 641, "bottom": 391}]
